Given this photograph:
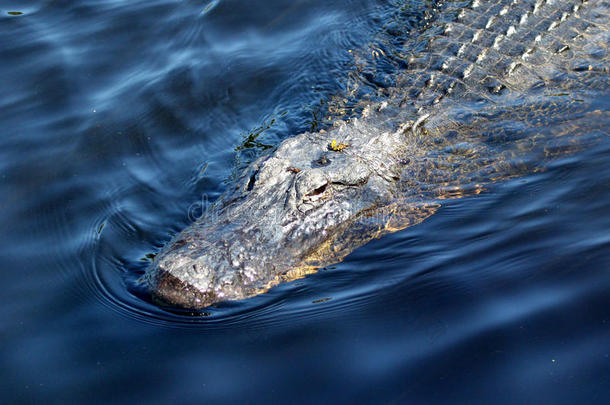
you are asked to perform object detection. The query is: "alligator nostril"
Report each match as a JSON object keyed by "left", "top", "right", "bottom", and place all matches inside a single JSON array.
[{"left": 313, "top": 155, "right": 331, "bottom": 167}]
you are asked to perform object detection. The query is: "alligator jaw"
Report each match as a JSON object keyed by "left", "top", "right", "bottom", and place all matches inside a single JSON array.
[{"left": 150, "top": 269, "right": 213, "bottom": 309}]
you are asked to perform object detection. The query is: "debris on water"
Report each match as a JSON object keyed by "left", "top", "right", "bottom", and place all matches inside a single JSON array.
[
  {"left": 140, "top": 252, "right": 157, "bottom": 262},
  {"left": 199, "top": 162, "right": 209, "bottom": 178}
]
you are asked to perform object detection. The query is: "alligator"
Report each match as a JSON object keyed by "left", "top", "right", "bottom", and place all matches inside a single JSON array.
[{"left": 145, "top": 0, "right": 609, "bottom": 309}]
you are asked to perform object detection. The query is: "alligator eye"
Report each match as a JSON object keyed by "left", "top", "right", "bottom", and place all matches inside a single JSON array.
[{"left": 307, "top": 183, "right": 327, "bottom": 196}]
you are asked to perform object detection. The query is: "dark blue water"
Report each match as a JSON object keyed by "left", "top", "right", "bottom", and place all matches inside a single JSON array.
[{"left": 1, "top": 0, "right": 608, "bottom": 402}]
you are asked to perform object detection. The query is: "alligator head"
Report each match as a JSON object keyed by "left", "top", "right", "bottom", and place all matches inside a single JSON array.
[{"left": 145, "top": 109, "right": 432, "bottom": 309}]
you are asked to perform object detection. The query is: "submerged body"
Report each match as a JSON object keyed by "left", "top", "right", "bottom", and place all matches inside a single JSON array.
[{"left": 146, "top": 0, "right": 609, "bottom": 309}]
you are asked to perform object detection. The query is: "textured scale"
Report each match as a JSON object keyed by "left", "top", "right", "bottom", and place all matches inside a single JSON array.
[{"left": 393, "top": 0, "right": 608, "bottom": 111}]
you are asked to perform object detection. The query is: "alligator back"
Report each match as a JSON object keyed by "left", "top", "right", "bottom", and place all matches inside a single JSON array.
[
  {"left": 382, "top": 0, "right": 610, "bottom": 203},
  {"left": 391, "top": 0, "right": 609, "bottom": 107}
]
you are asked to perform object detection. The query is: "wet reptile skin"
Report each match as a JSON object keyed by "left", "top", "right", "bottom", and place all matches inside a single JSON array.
[{"left": 145, "top": 0, "right": 609, "bottom": 309}]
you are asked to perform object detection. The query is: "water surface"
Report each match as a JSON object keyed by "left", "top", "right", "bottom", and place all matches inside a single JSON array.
[{"left": 1, "top": 0, "right": 608, "bottom": 402}]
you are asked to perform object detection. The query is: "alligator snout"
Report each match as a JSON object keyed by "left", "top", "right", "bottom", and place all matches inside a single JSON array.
[
  {"left": 146, "top": 238, "right": 245, "bottom": 309},
  {"left": 151, "top": 267, "right": 214, "bottom": 309}
]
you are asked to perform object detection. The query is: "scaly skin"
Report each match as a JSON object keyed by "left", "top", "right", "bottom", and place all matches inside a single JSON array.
[{"left": 146, "top": 0, "right": 609, "bottom": 309}]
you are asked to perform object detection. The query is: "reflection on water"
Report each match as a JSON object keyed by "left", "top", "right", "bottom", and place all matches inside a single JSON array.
[{"left": 0, "top": 0, "right": 608, "bottom": 402}]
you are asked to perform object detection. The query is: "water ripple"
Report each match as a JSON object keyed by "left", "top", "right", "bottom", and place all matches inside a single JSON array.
[{"left": 1, "top": 0, "right": 609, "bottom": 401}]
